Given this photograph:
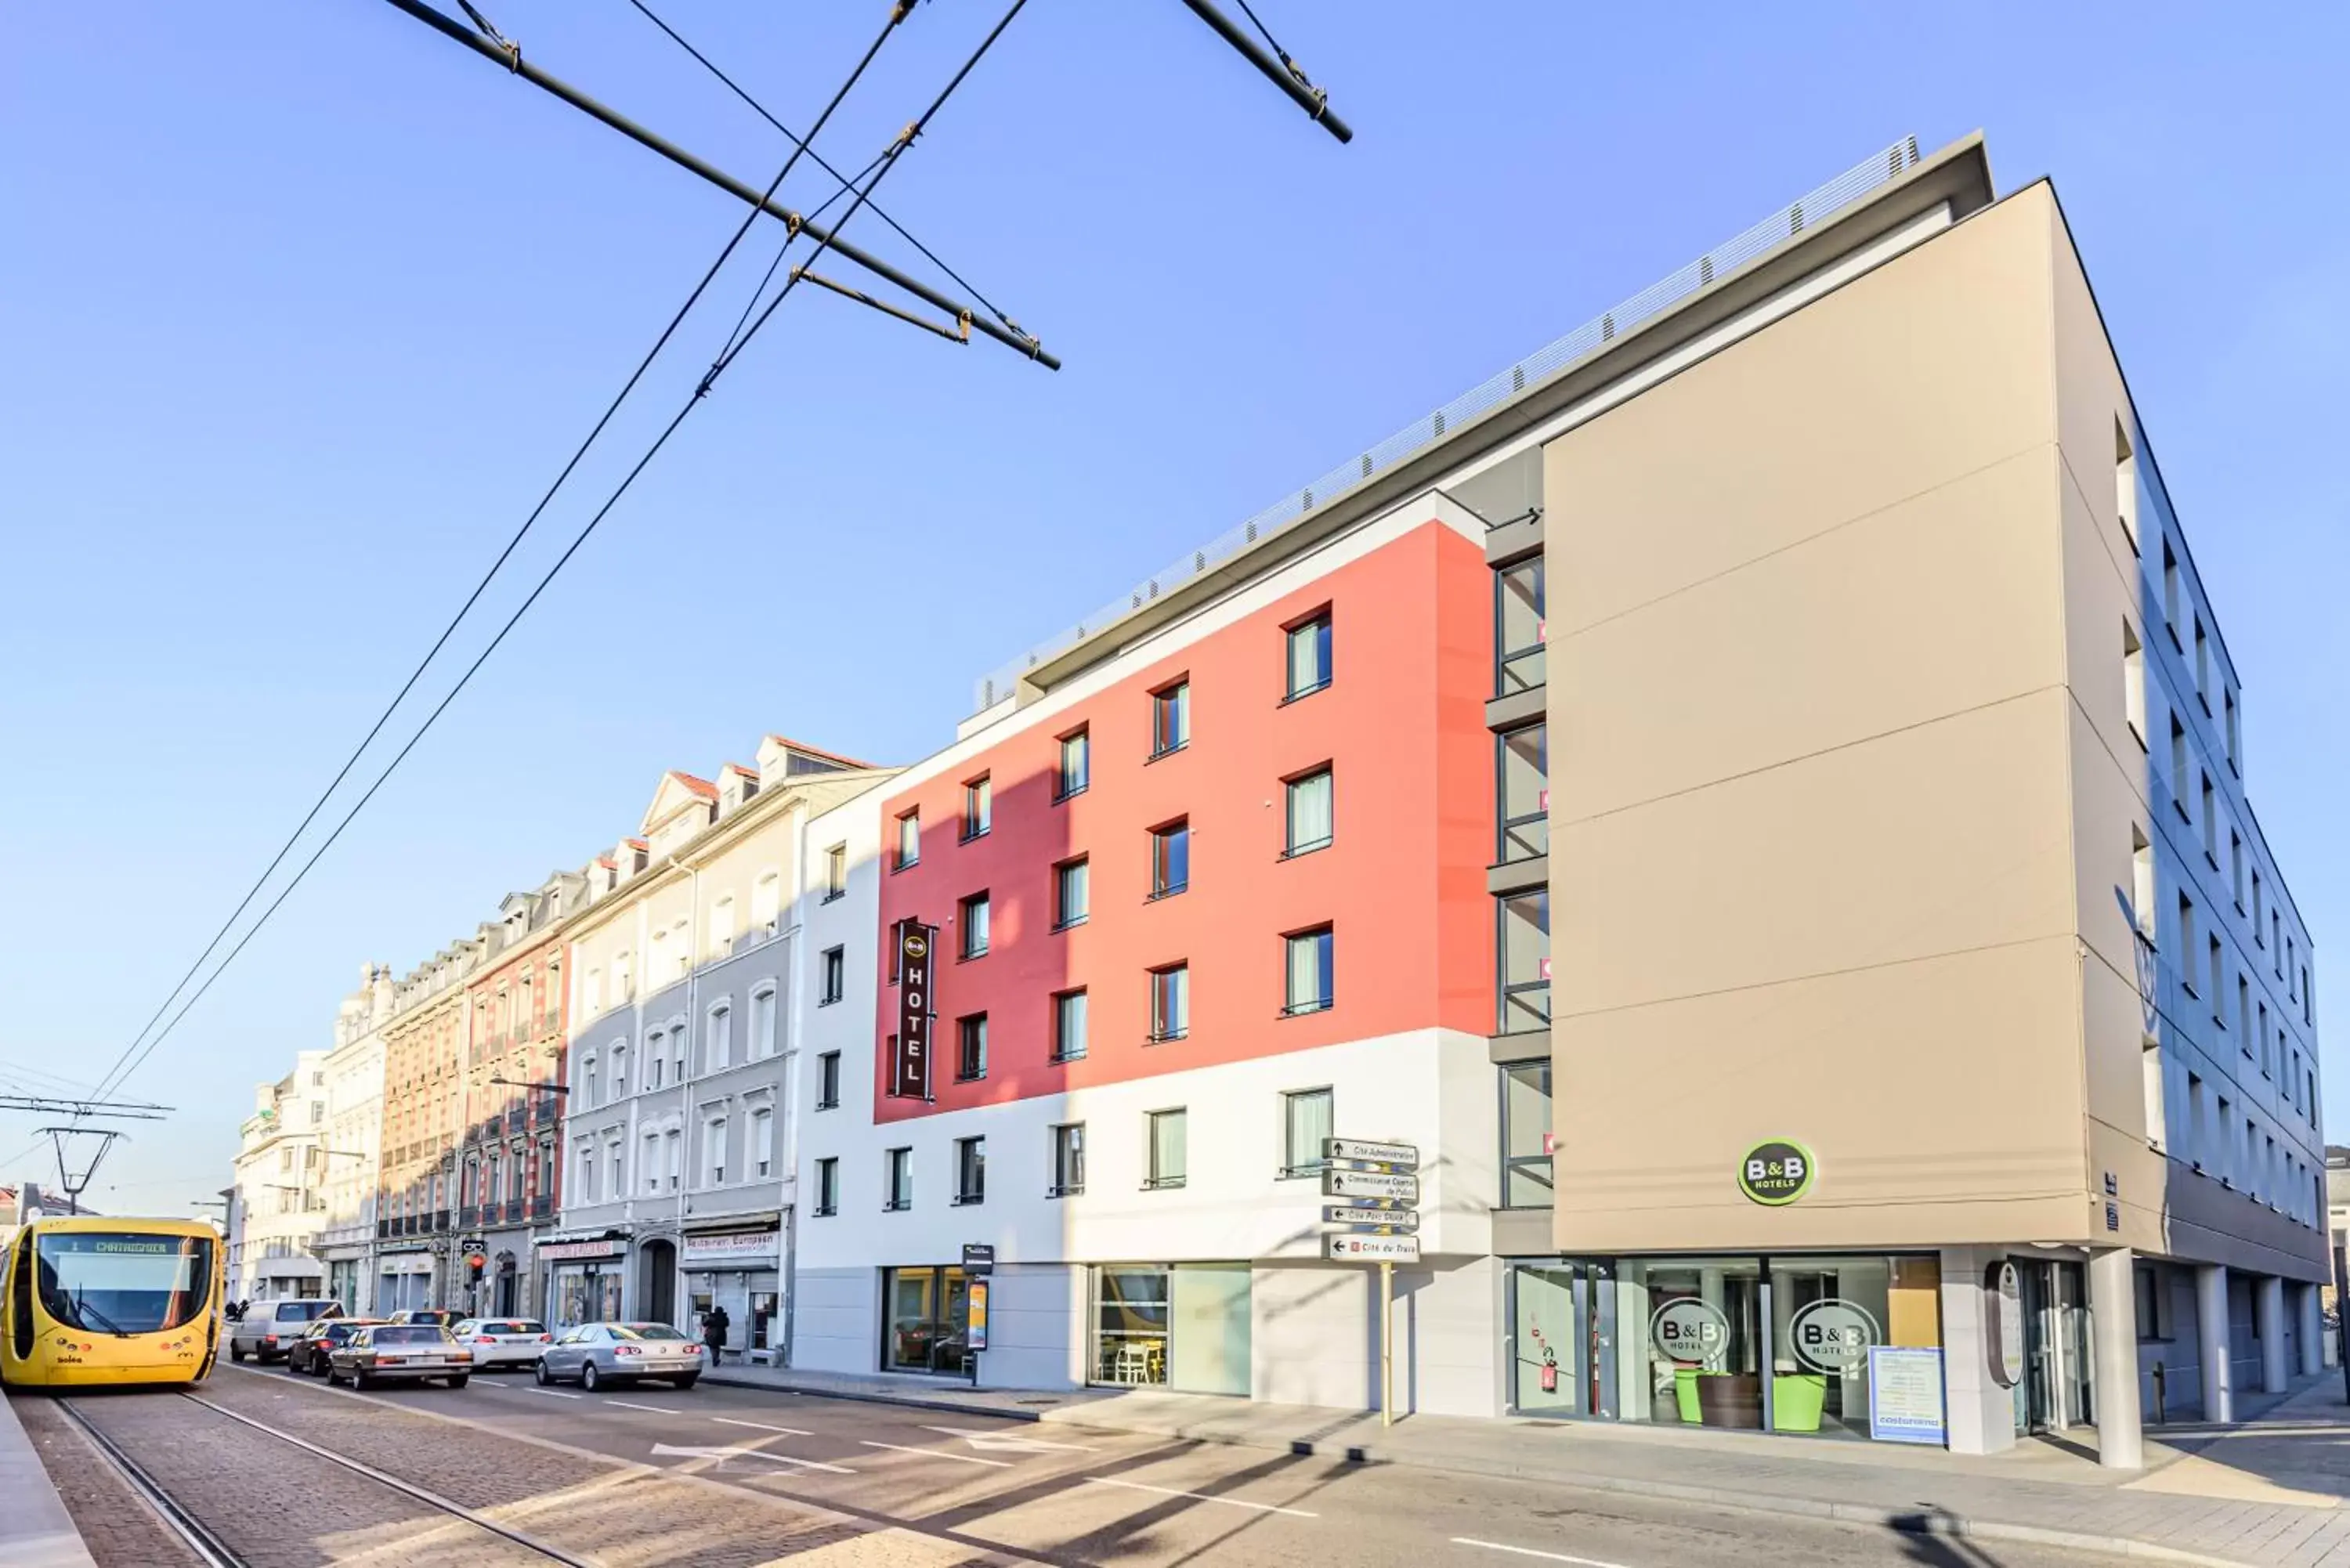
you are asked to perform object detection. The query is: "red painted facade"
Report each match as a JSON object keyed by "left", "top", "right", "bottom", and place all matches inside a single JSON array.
[{"left": 873, "top": 518, "right": 1494, "bottom": 1123}]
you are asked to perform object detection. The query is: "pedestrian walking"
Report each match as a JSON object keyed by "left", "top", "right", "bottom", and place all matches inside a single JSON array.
[{"left": 702, "top": 1302, "right": 731, "bottom": 1366}]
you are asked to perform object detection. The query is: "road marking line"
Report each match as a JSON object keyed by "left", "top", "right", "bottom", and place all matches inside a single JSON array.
[
  {"left": 1081, "top": 1476, "right": 1317, "bottom": 1517},
  {"left": 713, "top": 1417, "right": 815, "bottom": 1437},
  {"left": 1452, "top": 1538, "right": 1636, "bottom": 1568},
  {"left": 859, "top": 1440, "right": 1013, "bottom": 1468},
  {"left": 604, "top": 1400, "right": 672, "bottom": 1413},
  {"left": 528, "top": 1388, "right": 584, "bottom": 1399},
  {"left": 918, "top": 1423, "right": 1095, "bottom": 1453},
  {"left": 652, "top": 1441, "right": 857, "bottom": 1476}
]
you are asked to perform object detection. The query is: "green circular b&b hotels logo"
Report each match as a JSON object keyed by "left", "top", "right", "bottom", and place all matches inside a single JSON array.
[{"left": 1738, "top": 1140, "right": 1815, "bottom": 1205}]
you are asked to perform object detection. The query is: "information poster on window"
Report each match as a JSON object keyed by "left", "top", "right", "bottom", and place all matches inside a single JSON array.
[{"left": 1867, "top": 1346, "right": 1947, "bottom": 1445}]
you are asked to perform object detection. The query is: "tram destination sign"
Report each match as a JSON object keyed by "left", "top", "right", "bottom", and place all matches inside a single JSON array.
[
  {"left": 1323, "top": 1205, "right": 1420, "bottom": 1233},
  {"left": 1324, "top": 1137, "right": 1418, "bottom": 1169},
  {"left": 1327, "top": 1233, "right": 1420, "bottom": 1262},
  {"left": 1324, "top": 1167, "right": 1419, "bottom": 1203}
]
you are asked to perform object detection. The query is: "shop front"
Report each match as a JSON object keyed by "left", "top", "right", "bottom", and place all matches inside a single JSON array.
[
  {"left": 540, "top": 1236, "right": 627, "bottom": 1328},
  {"left": 1089, "top": 1263, "right": 1251, "bottom": 1396},
  {"left": 881, "top": 1263, "right": 972, "bottom": 1375},
  {"left": 682, "top": 1221, "right": 782, "bottom": 1359},
  {"left": 1509, "top": 1254, "right": 1947, "bottom": 1444},
  {"left": 376, "top": 1248, "right": 436, "bottom": 1314}
]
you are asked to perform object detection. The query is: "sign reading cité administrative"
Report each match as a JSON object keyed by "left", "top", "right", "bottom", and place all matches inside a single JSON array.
[
  {"left": 891, "top": 921, "right": 934, "bottom": 1100},
  {"left": 1737, "top": 1139, "right": 1815, "bottom": 1205}
]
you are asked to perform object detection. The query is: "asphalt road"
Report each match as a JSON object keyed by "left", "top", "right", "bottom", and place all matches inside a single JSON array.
[{"left": 45, "top": 1361, "right": 2128, "bottom": 1568}]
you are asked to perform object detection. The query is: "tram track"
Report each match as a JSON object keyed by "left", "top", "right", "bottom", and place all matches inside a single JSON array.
[{"left": 55, "top": 1388, "right": 595, "bottom": 1567}]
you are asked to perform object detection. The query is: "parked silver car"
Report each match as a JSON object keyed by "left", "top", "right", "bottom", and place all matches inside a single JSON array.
[
  {"left": 535, "top": 1321, "right": 702, "bottom": 1390},
  {"left": 450, "top": 1317, "right": 551, "bottom": 1370},
  {"left": 327, "top": 1323, "right": 473, "bottom": 1389}
]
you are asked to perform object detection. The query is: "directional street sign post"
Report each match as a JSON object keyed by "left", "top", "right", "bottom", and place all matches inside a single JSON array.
[{"left": 1319, "top": 1136, "right": 1420, "bottom": 1426}]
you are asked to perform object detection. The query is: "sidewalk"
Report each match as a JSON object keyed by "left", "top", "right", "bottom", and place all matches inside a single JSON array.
[
  {"left": 706, "top": 1361, "right": 2350, "bottom": 1566},
  {"left": 0, "top": 1394, "right": 100, "bottom": 1568}
]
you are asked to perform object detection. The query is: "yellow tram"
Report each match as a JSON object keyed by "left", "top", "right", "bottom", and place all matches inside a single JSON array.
[{"left": 0, "top": 1215, "right": 222, "bottom": 1388}]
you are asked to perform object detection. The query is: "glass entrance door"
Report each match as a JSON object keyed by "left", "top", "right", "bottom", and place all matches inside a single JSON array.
[{"left": 2019, "top": 1260, "right": 2094, "bottom": 1432}]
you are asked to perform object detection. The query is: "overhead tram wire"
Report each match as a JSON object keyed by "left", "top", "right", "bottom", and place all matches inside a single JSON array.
[
  {"left": 625, "top": 0, "right": 1029, "bottom": 341},
  {"left": 103, "top": 1, "right": 1031, "bottom": 1101},
  {"left": 380, "top": 0, "right": 1057, "bottom": 368},
  {"left": 91, "top": 2, "right": 920, "bottom": 1107},
  {"left": 1173, "top": 0, "right": 1352, "bottom": 143}
]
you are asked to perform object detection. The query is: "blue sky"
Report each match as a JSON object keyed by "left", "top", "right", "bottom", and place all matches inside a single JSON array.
[{"left": 2, "top": 3, "right": 2342, "bottom": 1210}]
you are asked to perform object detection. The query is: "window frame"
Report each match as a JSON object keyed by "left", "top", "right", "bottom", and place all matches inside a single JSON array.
[
  {"left": 953, "top": 1136, "right": 986, "bottom": 1206},
  {"left": 814, "top": 1156, "right": 839, "bottom": 1216},
  {"left": 958, "top": 891, "right": 992, "bottom": 959},
  {"left": 961, "top": 774, "right": 992, "bottom": 842},
  {"left": 1282, "top": 764, "right": 1336, "bottom": 860},
  {"left": 884, "top": 1147, "right": 913, "bottom": 1211},
  {"left": 819, "top": 945, "right": 845, "bottom": 1006},
  {"left": 1281, "top": 607, "right": 1333, "bottom": 704},
  {"left": 956, "top": 1012, "right": 989, "bottom": 1083},
  {"left": 1148, "top": 818, "right": 1191, "bottom": 900},
  {"left": 1054, "top": 855, "right": 1091, "bottom": 930},
  {"left": 1050, "top": 1122, "right": 1086, "bottom": 1197},
  {"left": 1144, "top": 1108, "right": 1188, "bottom": 1190},
  {"left": 1148, "top": 963, "right": 1190, "bottom": 1043},
  {"left": 1150, "top": 678, "right": 1191, "bottom": 760},
  {"left": 1056, "top": 726, "right": 1091, "bottom": 801},
  {"left": 1052, "top": 988, "right": 1089, "bottom": 1063},
  {"left": 816, "top": 1051, "right": 842, "bottom": 1111},
  {"left": 1282, "top": 924, "right": 1335, "bottom": 1017},
  {"left": 894, "top": 810, "right": 920, "bottom": 872},
  {"left": 1279, "top": 1087, "right": 1333, "bottom": 1180}
]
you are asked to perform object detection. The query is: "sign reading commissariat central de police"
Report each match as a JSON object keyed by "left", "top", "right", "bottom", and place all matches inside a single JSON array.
[
  {"left": 1737, "top": 1138, "right": 1815, "bottom": 1205},
  {"left": 891, "top": 920, "right": 934, "bottom": 1100}
]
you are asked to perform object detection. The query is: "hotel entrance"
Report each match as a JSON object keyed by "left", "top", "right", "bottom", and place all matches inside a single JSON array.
[{"left": 2016, "top": 1259, "right": 2093, "bottom": 1434}]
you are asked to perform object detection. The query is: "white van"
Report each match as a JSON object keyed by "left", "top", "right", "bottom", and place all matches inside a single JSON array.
[{"left": 229, "top": 1298, "right": 345, "bottom": 1364}]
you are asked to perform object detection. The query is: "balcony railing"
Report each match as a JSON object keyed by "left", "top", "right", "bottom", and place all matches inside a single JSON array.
[
  {"left": 431, "top": 1209, "right": 451, "bottom": 1233},
  {"left": 459, "top": 1205, "right": 479, "bottom": 1227},
  {"left": 376, "top": 1219, "right": 391, "bottom": 1239},
  {"left": 970, "top": 138, "right": 1925, "bottom": 714},
  {"left": 530, "top": 1196, "right": 552, "bottom": 1220}
]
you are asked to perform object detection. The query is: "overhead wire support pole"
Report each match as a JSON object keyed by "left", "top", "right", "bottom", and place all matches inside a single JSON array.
[
  {"left": 1174, "top": 0, "right": 1353, "bottom": 143},
  {"left": 793, "top": 267, "right": 972, "bottom": 345},
  {"left": 374, "top": 0, "right": 1060, "bottom": 370}
]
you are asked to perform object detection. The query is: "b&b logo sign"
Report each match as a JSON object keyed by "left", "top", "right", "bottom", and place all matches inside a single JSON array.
[
  {"left": 1787, "top": 1298, "right": 1879, "bottom": 1374},
  {"left": 1648, "top": 1296, "right": 1730, "bottom": 1368},
  {"left": 1737, "top": 1139, "right": 1815, "bottom": 1206}
]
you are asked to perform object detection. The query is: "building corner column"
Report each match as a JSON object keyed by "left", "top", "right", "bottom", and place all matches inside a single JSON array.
[
  {"left": 1937, "top": 1247, "right": 2016, "bottom": 1455},
  {"left": 2298, "top": 1281, "right": 2325, "bottom": 1376},
  {"left": 2088, "top": 1248, "right": 2143, "bottom": 1469},
  {"left": 2256, "top": 1275, "right": 2290, "bottom": 1393},
  {"left": 2195, "top": 1264, "right": 2232, "bottom": 1422}
]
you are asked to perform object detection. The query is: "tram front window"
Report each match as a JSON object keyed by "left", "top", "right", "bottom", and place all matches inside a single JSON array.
[{"left": 37, "top": 1233, "right": 213, "bottom": 1335}]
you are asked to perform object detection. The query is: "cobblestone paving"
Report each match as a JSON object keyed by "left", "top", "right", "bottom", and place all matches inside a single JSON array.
[
  {"left": 202, "top": 1370, "right": 985, "bottom": 1566},
  {"left": 10, "top": 1393, "right": 204, "bottom": 1568},
  {"left": 63, "top": 1387, "right": 551, "bottom": 1566}
]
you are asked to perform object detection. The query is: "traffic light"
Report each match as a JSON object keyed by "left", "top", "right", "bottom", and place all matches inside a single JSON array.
[{"left": 466, "top": 1252, "right": 486, "bottom": 1277}]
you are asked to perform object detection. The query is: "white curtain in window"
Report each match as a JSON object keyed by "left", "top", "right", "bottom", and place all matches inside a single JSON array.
[
  {"left": 1288, "top": 771, "right": 1332, "bottom": 850},
  {"left": 1287, "top": 1090, "right": 1332, "bottom": 1169},
  {"left": 1152, "top": 1111, "right": 1187, "bottom": 1182}
]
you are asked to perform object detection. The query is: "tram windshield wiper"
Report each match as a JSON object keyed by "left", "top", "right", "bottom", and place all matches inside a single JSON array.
[{"left": 71, "top": 1292, "right": 132, "bottom": 1338}]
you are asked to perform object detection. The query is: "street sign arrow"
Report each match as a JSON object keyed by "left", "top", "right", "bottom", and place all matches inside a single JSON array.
[
  {"left": 918, "top": 1424, "right": 1095, "bottom": 1454},
  {"left": 1326, "top": 1233, "right": 1421, "bottom": 1262},
  {"left": 1325, "top": 1137, "right": 1418, "bottom": 1169},
  {"left": 1322, "top": 1205, "right": 1421, "bottom": 1232},
  {"left": 1323, "top": 1168, "right": 1419, "bottom": 1202}
]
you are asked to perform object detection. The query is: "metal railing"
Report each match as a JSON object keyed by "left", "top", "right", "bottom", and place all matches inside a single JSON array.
[{"left": 971, "top": 138, "right": 1923, "bottom": 714}]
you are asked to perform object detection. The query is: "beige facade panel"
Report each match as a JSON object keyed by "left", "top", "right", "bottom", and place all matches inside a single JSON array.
[{"left": 1550, "top": 938, "right": 2090, "bottom": 1252}]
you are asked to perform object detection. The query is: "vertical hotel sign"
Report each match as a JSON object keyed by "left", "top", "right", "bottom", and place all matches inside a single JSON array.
[{"left": 891, "top": 920, "right": 935, "bottom": 1100}]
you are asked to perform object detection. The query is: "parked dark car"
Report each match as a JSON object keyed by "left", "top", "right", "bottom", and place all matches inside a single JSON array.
[
  {"left": 327, "top": 1324, "right": 472, "bottom": 1389},
  {"left": 289, "top": 1317, "right": 388, "bottom": 1376}
]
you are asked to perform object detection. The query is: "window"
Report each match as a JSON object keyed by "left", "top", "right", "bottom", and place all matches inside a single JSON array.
[
  {"left": 2187, "top": 1073, "right": 2207, "bottom": 1169},
  {"left": 2273, "top": 911, "right": 2283, "bottom": 969},
  {"left": 584, "top": 1055, "right": 599, "bottom": 1107},
  {"left": 1050, "top": 1123, "right": 1086, "bottom": 1196},
  {"left": 2201, "top": 774, "right": 2217, "bottom": 862},
  {"left": 2122, "top": 622, "right": 2146, "bottom": 747},
  {"left": 753, "top": 871, "right": 781, "bottom": 930},
  {"left": 1502, "top": 1060, "right": 1553, "bottom": 1207},
  {"left": 2303, "top": 967, "right": 2313, "bottom": 1028},
  {"left": 642, "top": 1133, "right": 660, "bottom": 1194},
  {"left": 954, "top": 1136, "right": 985, "bottom": 1205},
  {"left": 884, "top": 1147, "right": 913, "bottom": 1210},
  {"left": 2177, "top": 895, "right": 2197, "bottom": 994},
  {"left": 2131, "top": 828, "right": 2156, "bottom": 942},
  {"left": 614, "top": 952, "right": 633, "bottom": 1001},
  {"left": 1284, "top": 610, "right": 1332, "bottom": 700},
  {"left": 2288, "top": 938, "right": 2298, "bottom": 998},
  {"left": 646, "top": 1033, "right": 666, "bottom": 1090},
  {"left": 814, "top": 1157, "right": 839, "bottom": 1216},
  {"left": 2240, "top": 976, "right": 2252, "bottom": 1046},
  {"left": 1499, "top": 890, "right": 1550, "bottom": 1034},
  {"left": 704, "top": 1117, "right": 728, "bottom": 1184},
  {"left": 1053, "top": 988, "right": 1089, "bottom": 1063},
  {"left": 2232, "top": 832, "right": 2246, "bottom": 909},
  {"left": 2209, "top": 938, "right": 2225, "bottom": 1024},
  {"left": 711, "top": 896, "right": 736, "bottom": 956},
  {"left": 2115, "top": 417, "right": 2138, "bottom": 552},
  {"left": 609, "top": 1141, "right": 624, "bottom": 1199},
  {"left": 1146, "top": 1110, "right": 1188, "bottom": 1189},
  {"left": 2224, "top": 690, "right": 2240, "bottom": 771},
  {"left": 706, "top": 1003, "right": 732, "bottom": 1072},
  {"left": 1055, "top": 857, "right": 1090, "bottom": 929},
  {"left": 1495, "top": 558, "right": 1545, "bottom": 695},
  {"left": 2194, "top": 619, "right": 2211, "bottom": 708},
  {"left": 824, "top": 843, "right": 848, "bottom": 901},
  {"left": 1152, "top": 679, "right": 1190, "bottom": 757},
  {"left": 895, "top": 810, "right": 920, "bottom": 871},
  {"left": 1282, "top": 1089, "right": 1332, "bottom": 1178},
  {"left": 611, "top": 1044, "right": 629, "bottom": 1098},
  {"left": 672, "top": 917, "right": 691, "bottom": 977},
  {"left": 2170, "top": 718, "right": 2189, "bottom": 819},
  {"left": 2142, "top": 1028, "right": 2166, "bottom": 1153},
  {"left": 1150, "top": 819, "right": 1191, "bottom": 898},
  {"left": 2254, "top": 870, "right": 2265, "bottom": 941},
  {"left": 576, "top": 1143, "right": 596, "bottom": 1203},
  {"left": 2257, "top": 1002, "right": 2269, "bottom": 1068},
  {"left": 750, "top": 987, "right": 777, "bottom": 1060},
  {"left": 1498, "top": 725, "right": 1547, "bottom": 862},
  {"left": 2215, "top": 1096, "right": 2233, "bottom": 1183},
  {"left": 816, "top": 1052, "right": 841, "bottom": 1111},
  {"left": 2134, "top": 1264, "right": 2167, "bottom": 1342},
  {"left": 820, "top": 946, "right": 845, "bottom": 1006},
  {"left": 1283, "top": 927, "right": 1334, "bottom": 1016},
  {"left": 963, "top": 775, "right": 992, "bottom": 841},
  {"left": 586, "top": 969, "right": 604, "bottom": 1017},
  {"left": 1148, "top": 963, "right": 1189, "bottom": 1042},
  {"left": 959, "top": 891, "right": 991, "bottom": 958},
  {"left": 1285, "top": 768, "right": 1334, "bottom": 858},
  {"left": 1057, "top": 727, "right": 1090, "bottom": 800},
  {"left": 956, "top": 1013, "right": 989, "bottom": 1082},
  {"left": 2162, "top": 540, "right": 2181, "bottom": 636}
]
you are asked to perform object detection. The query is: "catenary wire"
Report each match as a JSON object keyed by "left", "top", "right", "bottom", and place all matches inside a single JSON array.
[
  {"left": 87, "top": 3, "right": 918, "bottom": 1107},
  {"left": 626, "top": 0, "right": 1025, "bottom": 334},
  {"left": 101, "top": 2, "right": 1021, "bottom": 1100},
  {"left": 1233, "top": 0, "right": 1301, "bottom": 75}
]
